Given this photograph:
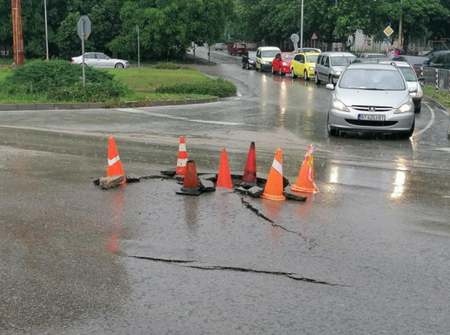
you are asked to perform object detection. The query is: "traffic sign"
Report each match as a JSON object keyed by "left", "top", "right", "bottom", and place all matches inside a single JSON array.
[
  {"left": 311, "top": 33, "right": 318, "bottom": 40},
  {"left": 291, "top": 33, "right": 299, "bottom": 43},
  {"left": 383, "top": 26, "right": 394, "bottom": 37},
  {"left": 77, "top": 15, "right": 91, "bottom": 40}
]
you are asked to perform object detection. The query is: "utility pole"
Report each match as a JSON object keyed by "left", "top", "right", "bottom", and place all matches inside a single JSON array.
[
  {"left": 44, "top": 0, "right": 49, "bottom": 60},
  {"left": 300, "top": 0, "right": 304, "bottom": 51},
  {"left": 11, "top": 0, "right": 24, "bottom": 66},
  {"left": 398, "top": 0, "right": 403, "bottom": 49}
]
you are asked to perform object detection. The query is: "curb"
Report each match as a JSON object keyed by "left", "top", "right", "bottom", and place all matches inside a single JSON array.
[
  {"left": 0, "top": 97, "right": 220, "bottom": 111},
  {"left": 423, "top": 95, "right": 449, "bottom": 115}
]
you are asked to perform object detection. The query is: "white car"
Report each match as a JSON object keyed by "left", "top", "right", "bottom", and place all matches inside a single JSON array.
[{"left": 71, "top": 52, "right": 129, "bottom": 69}]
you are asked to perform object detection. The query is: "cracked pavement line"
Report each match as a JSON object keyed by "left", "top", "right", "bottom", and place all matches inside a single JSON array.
[
  {"left": 240, "top": 196, "right": 316, "bottom": 250},
  {"left": 127, "top": 255, "right": 344, "bottom": 286}
]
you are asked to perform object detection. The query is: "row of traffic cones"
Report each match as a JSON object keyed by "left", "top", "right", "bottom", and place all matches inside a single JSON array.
[
  {"left": 175, "top": 136, "right": 319, "bottom": 200},
  {"left": 104, "top": 135, "right": 319, "bottom": 200}
]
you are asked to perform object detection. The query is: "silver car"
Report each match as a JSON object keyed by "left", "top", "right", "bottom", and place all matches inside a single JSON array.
[
  {"left": 326, "top": 62, "right": 415, "bottom": 138},
  {"left": 71, "top": 52, "right": 129, "bottom": 69}
]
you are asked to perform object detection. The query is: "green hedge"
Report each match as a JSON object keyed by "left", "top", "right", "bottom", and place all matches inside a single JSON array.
[
  {"left": 155, "top": 78, "right": 236, "bottom": 98},
  {"left": 0, "top": 60, "right": 130, "bottom": 102}
]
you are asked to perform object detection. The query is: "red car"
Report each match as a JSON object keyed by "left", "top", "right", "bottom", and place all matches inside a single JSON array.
[
  {"left": 271, "top": 52, "right": 297, "bottom": 75},
  {"left": 228, "top": 43, "right": 247, "bottom": 56}
]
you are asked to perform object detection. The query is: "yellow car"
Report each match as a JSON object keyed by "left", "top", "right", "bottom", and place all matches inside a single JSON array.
[{"left": 290, "top": 52, "right": 320, "bottom": 80}]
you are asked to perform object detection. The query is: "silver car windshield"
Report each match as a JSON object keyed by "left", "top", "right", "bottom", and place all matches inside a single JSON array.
[
  {"left": 398, "top": 67, "right": 417, "bottom": 82},
  {"left": 331, "top": 56, "right": 356, "bottom": 66},
  {"left": 339, "top": 68, "right": 406, "bottom": 90}
]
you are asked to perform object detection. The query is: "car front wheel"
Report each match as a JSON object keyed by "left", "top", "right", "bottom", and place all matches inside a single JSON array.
[
  {"left": 315, "top": 74, "right": 321, "bottom": 85},
  {"left": 278, "top": 68, "right": 283, "bottom": 76},
  {"left": 401, "top": 120, "right": 415, "bottom": 139},
  {"left": 415, "top": 103, "right": 421, "bottom": 113},
  {"left": 271, "top": 66, "right": 275, "bottom": 74},
  {"left": 115, "top": 63, "right": 124, "bottom": 68},
  {"left": 304, "top": 70, "right": 309, "bottom": 81},
  {"left": 291, "top": 68, "right": 297, "bottom": 78},
  {"left": 327, "top": 114, "right": 338, "bottom": 136}
]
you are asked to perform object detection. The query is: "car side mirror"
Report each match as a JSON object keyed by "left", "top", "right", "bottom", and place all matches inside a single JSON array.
[
  {"left": 418, "top": 77, "right": 425, "bottom": 82},
  {"left": 326, "top": 83, "right": 335, "bottom": 90}
]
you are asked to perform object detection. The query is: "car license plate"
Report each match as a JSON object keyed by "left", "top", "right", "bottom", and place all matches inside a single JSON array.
[{"left": 358, "top": 114, "right": 386, "bottom": 121}]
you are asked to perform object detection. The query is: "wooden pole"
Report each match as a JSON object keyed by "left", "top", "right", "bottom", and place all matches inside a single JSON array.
[{"left": 11, "top": 0, "right": 24, "bottom": 66}]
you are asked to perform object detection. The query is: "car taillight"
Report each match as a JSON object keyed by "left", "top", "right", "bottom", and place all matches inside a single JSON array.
[{"left": 70, "top": 58, "right": 74, "bottom": 63}]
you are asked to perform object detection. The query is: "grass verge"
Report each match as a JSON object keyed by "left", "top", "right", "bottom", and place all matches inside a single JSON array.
[
  {"left": 0, "top": 61, "right": 235, "bottom": 105},
  {"left": 423, "top": 86, "right": 450, "bottom": 109}
]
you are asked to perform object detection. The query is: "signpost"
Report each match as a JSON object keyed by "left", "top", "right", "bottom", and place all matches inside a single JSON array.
[
  {"left": 291, "top": 33, "right": 299, "bottom": 51},
  {"left": 383, "top": 26, "right": 394, "bottom": 38},
  {"left": 311, "top": 33, "right": 318, "bottom": 48},
  {"left": 77, "top": 15, "right": 91, "bottom": 87}
]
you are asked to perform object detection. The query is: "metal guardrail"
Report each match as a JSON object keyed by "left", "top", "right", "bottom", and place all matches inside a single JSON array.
[{"left": 417, "top": 67, "right": 450, "bottom": 93}]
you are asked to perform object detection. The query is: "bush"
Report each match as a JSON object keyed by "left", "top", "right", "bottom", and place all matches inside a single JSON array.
[
  {"left": 154, "top": 62, "right": 191, "bottom": 70},
  {"left": 0, "top": 60, "right": 130, "bottom": 102},
  {"left": 155, "top": 78, "right": 236, "bottom": 98}
]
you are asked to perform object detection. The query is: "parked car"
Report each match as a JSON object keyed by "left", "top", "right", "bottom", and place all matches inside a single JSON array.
[
  {"left": 298, "top": 47, "right": 322, "bottom": 53},
  {"left": 228, "top": 43, "right": 247, "bottom": 56},
  {"left": 255, "top": 46, "right": 281, "bottom": 72},
  {"left": 423, "top": 51, "right": 450, "bottom": 69},
  {"left": 315, "top": 52, "right": 356, "bottom": 85},
  {"left": 291, "top": 52, "right": 320, "bottom": 80},
  {"left": 392, "top": 55, "right": 429, "bottom": 67},
  {"left": 359, "top": 53, "right": 386, "bottom": 59},
  {"left": 271, "top": 52, "right": 296, "bottom": 75},
  {"left": 242, "top": 52, "right": 256, "bottom": 70},
  {"left": 213, "top": 43, "right": 227, "bottom": 51},
  {"left": 325, "top": 62, "right": 415, "bottom": 138},
  {"left": 71, "top": 52, "right": 129, "bottom": 68}
]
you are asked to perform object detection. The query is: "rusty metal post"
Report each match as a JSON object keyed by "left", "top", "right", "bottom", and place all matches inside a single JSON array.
[{"left": 11, "top": 0, "right": 24, "bottom": 67}]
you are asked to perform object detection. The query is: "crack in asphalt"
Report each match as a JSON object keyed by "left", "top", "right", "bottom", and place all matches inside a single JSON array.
[
  {"left": 240, "top": 197, "right": 316, "bottom": 250},
  {"left": 127, "top": 255, "right": 343, "bottom": 286}
]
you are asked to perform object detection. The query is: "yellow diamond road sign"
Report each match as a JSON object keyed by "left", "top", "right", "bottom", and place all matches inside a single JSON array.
[{"left": 384, "top": 26, "right": 394, "bottom": 37}]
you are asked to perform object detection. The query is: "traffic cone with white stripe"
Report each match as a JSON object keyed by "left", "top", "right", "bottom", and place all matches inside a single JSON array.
[
  {"left": 291, "top": 144, "right": 319, "bottom": 194},
  {"left": 176, "top": 136, "right": 188, "bottom": 176},
  {"left": 107, "top": 136, "right": 126, "bottom": 185},
  {"left": 261, "top": 148, "right": 286, "bottom": 201}
]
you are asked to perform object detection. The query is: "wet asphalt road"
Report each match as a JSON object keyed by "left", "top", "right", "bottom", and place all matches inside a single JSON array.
[{"left": 1, "top": 47, "right": 450, "bottom": 334}]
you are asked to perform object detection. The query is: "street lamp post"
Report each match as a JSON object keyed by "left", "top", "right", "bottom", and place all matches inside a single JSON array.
[
  {"left": 44, "top": 0, "right": 49, "bottom": 60},
  {"left": 300, "top": 0, "right": 304, "bottom": 51},
  {"left": 398, "top": 0, "right": 403, "bottom": 49}
]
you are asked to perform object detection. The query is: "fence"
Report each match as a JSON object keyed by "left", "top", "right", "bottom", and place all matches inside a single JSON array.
[{"left": 417, "top": 67, "right": 450, "bottom": 94}]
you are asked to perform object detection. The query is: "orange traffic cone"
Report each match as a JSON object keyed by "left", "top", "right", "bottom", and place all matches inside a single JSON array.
[
  {"left": 176, "top": 160, "right": 204, "bottom": 196},
  {"left": 176, "top": 136, "right": 188, "bottom": 176},
  {"left": 291, "top": 144, "right": 319, "bottom": 194},
  {"left": 241, "top": 142, "right": 257, "bottom": 188},
  {"left": 107, "top": 136, "right": 126, "bottom": 185},
  {"left": 261, "top": 148, "right": 286, "bottom": 201},
  {"left": 216, "top": 148, "right": 233, "bottom": 189}
]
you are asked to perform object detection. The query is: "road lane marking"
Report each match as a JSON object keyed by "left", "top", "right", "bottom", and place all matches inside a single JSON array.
[
  {"left": 414, "top": 102, "right": 435, "bottom": 136},
  {"left": 117, "top": 108, "right": 243, "bottom": 126}
]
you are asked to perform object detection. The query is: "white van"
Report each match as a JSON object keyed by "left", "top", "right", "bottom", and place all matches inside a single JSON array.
[{"left": 255, "top": 46, "right": 281, "bottom": 72}]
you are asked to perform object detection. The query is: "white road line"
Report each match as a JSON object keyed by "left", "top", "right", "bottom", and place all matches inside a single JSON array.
[
  {"left": 414, "top": 102, "right": 435, "bottom": 136},
  {"left": 117, "top": 108, "right": 242, "bottom": 126}
]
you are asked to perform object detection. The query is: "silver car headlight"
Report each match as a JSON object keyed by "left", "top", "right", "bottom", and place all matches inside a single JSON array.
[
  {"left": 332, "top": 98, "right": 349, "bottom": 112},
  {"left": 410, "top": 91, "right": 423, "bottom": 98},
  {"left": 309, "top": 67, "right": 314, "bottom": 70},
  {"left": 395, "top": 101, "right": 413, "bottom": 114},
  {"left": 334, "top": 71, "right": 342, "bottom": 76}
]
